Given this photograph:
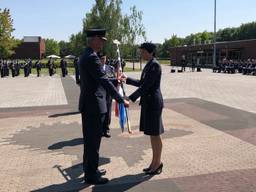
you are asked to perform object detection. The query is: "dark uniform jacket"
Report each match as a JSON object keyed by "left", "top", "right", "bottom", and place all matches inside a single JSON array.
[
  {"left": 79, "top": 47, "right": 123, "bottom": 114},
  {"left": 127, "top": 58, "right": 163, "bottom": 110}
]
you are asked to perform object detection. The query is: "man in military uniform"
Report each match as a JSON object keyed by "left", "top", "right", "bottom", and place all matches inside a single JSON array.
[
  {"left": 0, "top": 60, "right": 3, "bottom": 78},
  {"left": 15, "top": 60, "right": 20, "bottom": 76},
  {"left": 74, "top": 57, "right": 80, "bottom": 84},
  {"left": 60, "top": 58, "right": 67, "bottom": 77},
  {"left": 10, "top": 61, "right": 16, "bottom": 77},
  {"left": 47, "top": 58, "right": 55, "bottom": 76},
  {"left": 23, "top": 61, "right": 29, "bottom": 77},
  {"left": 3, "top": 61, "right": 9, "bottom": 77},
  {"left": 79, "top": 28, "right": 129, "bottom": 185},
  {"left": 35, "top": 60, "right": 42, "bottom": 77},
  {"left": 27, "top": 59, "right": 32, "bottom": 75},
  {"left": 99, "top": 53, "right": 116, "bottom": 138},
  {"left": 181, "top": 55, "right": 186, "bottom": 72}
]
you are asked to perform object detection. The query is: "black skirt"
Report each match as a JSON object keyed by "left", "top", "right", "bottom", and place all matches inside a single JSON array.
[{"left": 139, "top": 105, "right": 164, "bottom": 136}]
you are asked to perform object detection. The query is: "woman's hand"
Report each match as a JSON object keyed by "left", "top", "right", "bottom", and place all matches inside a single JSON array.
[{"left": 118, "top": 73, "right": 127, "bottom": 83}]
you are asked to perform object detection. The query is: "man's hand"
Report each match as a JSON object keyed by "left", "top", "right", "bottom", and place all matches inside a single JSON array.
[{"left": 124, "top": 99, "right": 129, "bottom": 108}]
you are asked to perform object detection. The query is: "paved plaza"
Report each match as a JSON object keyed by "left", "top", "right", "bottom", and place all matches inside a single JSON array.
[{"left": 0, "top": 66, "right": 256, "bottom": 192}]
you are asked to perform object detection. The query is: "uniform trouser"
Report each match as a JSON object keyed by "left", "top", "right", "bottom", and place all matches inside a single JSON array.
[
  {"left": 37, "top": 69, "right": 40, "bottom": 77},
  {"left": 75, "top": 68, "right": 80, "bottom": 83},
  {"left": 11, "top": 69, "right": 15, "bottom": 77},
  {"left": 61, "top": 68, "right": 66, "bottom": 77},
  {"left": 81, "top": 112, "right": 105, "bottom": 179},
  {"left": 103, "top": 96, "right": 112, "bottom": 133},
  {"left": 49, "top": 68, "right": 53, "bottom": 76},
  {"left": 24, "top": 68, "right": 28, "bottom": 77}
]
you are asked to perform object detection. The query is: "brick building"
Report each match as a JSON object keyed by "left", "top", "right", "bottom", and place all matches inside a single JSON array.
[
  {"left": 13, "top": 36, "right": 45, "bottom": 59},
  {"left": 170, "top": 39, "right": 256, "bottom": 67}
]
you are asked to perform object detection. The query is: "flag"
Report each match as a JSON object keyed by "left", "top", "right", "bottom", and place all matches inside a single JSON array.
[{"left": 116, "top": 86, "right": 127, "bottom": 132}]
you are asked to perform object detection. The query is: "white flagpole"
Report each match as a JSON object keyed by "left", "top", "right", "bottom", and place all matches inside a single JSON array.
[
  {"left": 113, "top": 39, "right": 132, "bottom": 134},
  {"left": 213, "top": 0, "right": 217, "bottom": 67}
]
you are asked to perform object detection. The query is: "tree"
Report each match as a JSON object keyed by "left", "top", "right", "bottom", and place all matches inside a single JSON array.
[
  {"left": 158, "top": 35, "right": 183, "bottom": 58},
  {"left": 237, "top": 22, "right": 256, "bottom": 40},
  {"left": 69, "top": 32, "right": 85, "bottom": 56},
  {"left": 59, "top": 40, "right": 71, "bottom": 57},
  {"left": 45, "top": 38, "right": 60, "bottom": 56},
  {"left": 121, "top": 6, "right": 146, "bottom": 59},
  {"left": 0, "top": 8, "right": 17, "bottom": 58},
  {"left": 82, "top": 0, "right": 146, "bottom": 58}
]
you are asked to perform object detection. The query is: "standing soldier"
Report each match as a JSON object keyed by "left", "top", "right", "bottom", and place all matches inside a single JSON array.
[
  {"left": 47, "top": 58, "right": 54, "bottom": 76},
  {"left": 10, "top": 61, "right": 16, "bottom": 77},
  {"left": 121, "top": 59, "right": 126, "bottom": 72},
  {"left": 79, "top": 29, "right": 129, "bottom": 184},
  {"left": 0, "top": 60, "right": 3, "bottom": 78},
  {"left": 23, "top": 61, "right": 29, "bottom": 77},
  {"left": 35, "top": 60, "right": 42, "bottom": 77},
  {"left": 60, "top": 58, "right": 67, "bottom": 77},
  {"left": 99, "top": 53, "right": 116, "bottom": 138},
  {"left": 181, "top": 55, "right": 186, "bottom": 72},
  {"left": 74, "top": 57, "right": 80, "bottom": 84},
  {"left": 15, "top": 60, "right": 20, "bottom": 76},
  {"left": 3, "top": 61, "right": 9, "bottom": 77}
]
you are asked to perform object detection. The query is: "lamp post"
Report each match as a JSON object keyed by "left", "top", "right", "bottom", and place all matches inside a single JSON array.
[{"left": 213, "top": 0, "right": 217, "bottom": 67}]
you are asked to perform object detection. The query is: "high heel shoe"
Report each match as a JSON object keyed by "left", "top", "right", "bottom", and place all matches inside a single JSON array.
[
  {"left": 143, "top": 166, "right": 151, "bottom": 172},
  {"left": 145, "top": 163, "right": 163, "bottom": 175}
]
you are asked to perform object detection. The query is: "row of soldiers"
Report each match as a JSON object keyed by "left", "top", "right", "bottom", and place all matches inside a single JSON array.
[
  {"left": 0, "top": 58, "right": 80, "bottom": 79},
  {"left": 0, "top": 59, "right": 33, "bottom": 78},
  {"left": 213, "top": 58, "right": 256, "bottom": 75}
]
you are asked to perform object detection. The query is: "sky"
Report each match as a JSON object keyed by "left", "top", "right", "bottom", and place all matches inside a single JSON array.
[{"left": 1, "top": 0, "right": 256, "bottom": 43}]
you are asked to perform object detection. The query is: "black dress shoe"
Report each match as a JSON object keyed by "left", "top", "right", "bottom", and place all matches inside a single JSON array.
[
  {"left": 146, "top": 163, "right": 163, "bottom": 175},
  {"left": 85, "top": 176, "right": 109, "bottom": 185},
  {"left": 96, "top": 169, "right": 106, "bottom": 176},
  {"left": 102, "top": 131, "right": 111, "bottom": 138}
]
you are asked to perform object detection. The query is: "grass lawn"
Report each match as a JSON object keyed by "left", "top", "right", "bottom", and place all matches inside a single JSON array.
[
  {"left": 158, "top": 59, "right": 171, "bottom": 65},
  {"left": 17, "top": 66, "right": 138, "bottom": 76}
]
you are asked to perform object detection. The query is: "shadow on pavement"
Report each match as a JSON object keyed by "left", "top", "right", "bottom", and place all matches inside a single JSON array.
[
  {"left": 91, "top": 173, "right": 153, "bottom": 192},
  {"left": 32, "top": 157, "right": 110, "bottom": 192},
  {"left": 48, "top": 138, "right": 84, "bottom": 150},
  {"left": 48, "top": 111, "right": 80, "bottom": 118},
  {"left": 32, "top": 161, "right": 153, "bottom": 192}
]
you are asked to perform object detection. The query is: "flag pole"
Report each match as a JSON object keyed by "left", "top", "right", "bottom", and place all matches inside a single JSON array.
[
  {"left": 213, "top": 0, "right": 217, "bottom": 67},
  {"left": 113, "top": 39, "right": 132, "bottom": 134}
]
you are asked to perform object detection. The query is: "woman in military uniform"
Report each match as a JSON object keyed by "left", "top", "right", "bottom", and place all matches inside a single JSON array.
[{"left": 121, "top": 42, "right": 164, "bottom": 175}]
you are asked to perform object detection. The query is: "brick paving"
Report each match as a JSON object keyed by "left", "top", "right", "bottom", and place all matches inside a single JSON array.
[{"left": 0, "top": 69, "right": 256, "bottom": 192}]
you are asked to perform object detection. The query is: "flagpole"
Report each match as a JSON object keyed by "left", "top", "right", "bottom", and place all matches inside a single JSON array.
[
  {"left": 113, "top": 40, "right": 132, "bottom": 134},
  {"left": 213, "top": 0, "right": 217, "bottom": 67}
]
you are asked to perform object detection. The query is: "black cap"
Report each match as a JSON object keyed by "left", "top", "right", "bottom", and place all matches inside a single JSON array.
[
  {"left": 85, "top": 29, "right": 107, "bottom": 40},
  {"left": 139, "top": 42, "right": 156, "bottom": 53}
]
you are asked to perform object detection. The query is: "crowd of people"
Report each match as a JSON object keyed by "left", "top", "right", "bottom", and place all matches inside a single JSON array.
[
  {"left": 213, "top": 58, "right": 256, "bottom": 75},
  {"left": 0, "top": 57, "right": 125, "bottom": 80},
  {"left": 0, "top": 58, "right": 80, "bottom": 79}
]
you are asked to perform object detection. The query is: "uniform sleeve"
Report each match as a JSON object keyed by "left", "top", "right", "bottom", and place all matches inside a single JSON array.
[
  {"left": 126, "top": 77, "right": 141, "bottom": 87},
  {"left": 88, "top": 55, "right": 124, "bottom": 103},
  {"left": 129, "top": 64, "right": 161, "bottom": 102}
]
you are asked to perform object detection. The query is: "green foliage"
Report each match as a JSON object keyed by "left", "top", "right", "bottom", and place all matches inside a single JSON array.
[
  {"left": 158, "top": 35, "right": 183, "bottom": 57},
  {"left": 59, "top": 40, "right": 72, "bottom": 57},
  {"left": 69, "top": 32, "right": 85, "bottom": 57},
  {"left": 216, "top": 22, "right": 256, "bottom": 41},
  {"left": 183, "top": 31, "right": 213, "bottom": 45},
  {"left": 0, "top": 8, "right": 17, "bottom": 58},
  {"left": 160, "top": 21, "right": 256, "bottom": 58},
  {"left": 81, "top": 0, "right": 146, "bottom": 58},
  {"left": 45, "top": 38, "right": 60, "bottom": 56}
]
